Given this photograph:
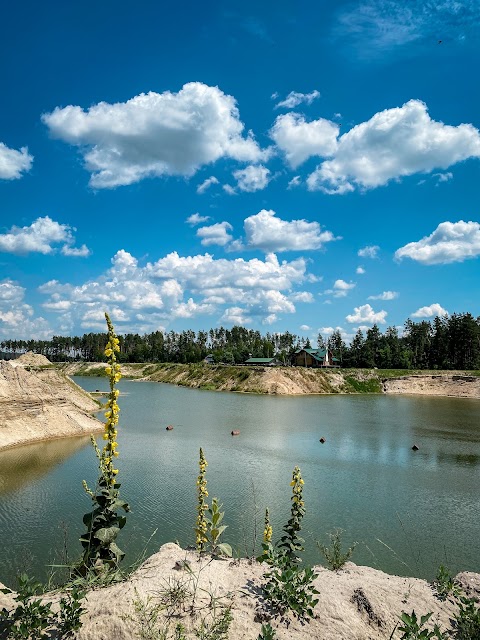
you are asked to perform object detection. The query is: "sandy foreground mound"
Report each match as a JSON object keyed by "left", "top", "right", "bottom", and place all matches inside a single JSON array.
[
  {"left": 1, "top": 543, "right": 478, "bottom": 639},
  {"left": 0, "top": 359, "right": 103, "bottom": 451}
]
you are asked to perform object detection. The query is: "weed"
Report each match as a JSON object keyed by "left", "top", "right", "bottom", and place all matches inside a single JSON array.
[
  {"left": 262, "top": 564, "right": 319, "bottom": 622},
  {"left": 0, "top": 574, "right": 53, "bottom": 639},
  {"left": 454, "top": 594, "right": 480, "bottom": 639},
  {"left": 317, "top": 529, "right": 357, "bottom": 570},
  {"left": 157, "top": 575, "right": 191, "bottom": 617},
  {"left": 205, "top": 498, "right": 232, "bottom": 558},
  {"left": 194, "top": 606, "right": 233, "bottom": 640},
  {"left": 257, "top": 622, "right": 277, "bottom": 639},
  {"left": 432, "top": 565, "right": 462, "bottom": 601},
  {"left": 58, "top": 586, "right": 86, "bottom": 637},
  {"left": 395, "top": 611, "right": 447, "bottom": 639}
]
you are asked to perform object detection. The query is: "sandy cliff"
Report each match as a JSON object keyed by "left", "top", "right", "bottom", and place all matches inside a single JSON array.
[{"left": 0, "top": 356, "right": 103, "bottom": 451}]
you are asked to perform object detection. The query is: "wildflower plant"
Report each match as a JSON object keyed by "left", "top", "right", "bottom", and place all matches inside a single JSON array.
[
  {"left": 194, "top": 449, "right": 231, "bottom": 556},
  {"left": 278, "top": 466, "right": 305, "bottom": 565},
  {"left": 195, "top": 448, "right": 209, "bottom": 552},
  {"left": 259, "top": 467, "right": 319, "bottom": 622},
  {"left": 77, "top": 313, "right": 130, "bottom": 576}
]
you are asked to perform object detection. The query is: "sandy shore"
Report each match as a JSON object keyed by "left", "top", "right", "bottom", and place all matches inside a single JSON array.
[{"left": 0, "top": 543, "right": 478, "bottom": 639}]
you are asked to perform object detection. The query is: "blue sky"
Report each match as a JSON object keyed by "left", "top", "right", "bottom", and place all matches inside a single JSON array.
[{"left": 1, "top": 0, "right": 479, "bottom": 342}]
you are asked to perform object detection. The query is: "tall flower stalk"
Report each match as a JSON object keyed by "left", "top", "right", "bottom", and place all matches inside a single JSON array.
[
  {"left": 195, "top": 447, "right": 209, "bottom": 552},
  {"left": 77, "top": 313, "right": 130, "bottom": 576},
  {"left": 278, "top": 466, "right": 305, "bottom": 565}
]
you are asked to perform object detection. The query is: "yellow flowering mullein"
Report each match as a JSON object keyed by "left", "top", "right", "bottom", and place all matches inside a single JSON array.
[
  {"left": 263, "top": 508, "right": 273, "bottom": 544},
  {"left": 195, "top": 447, "right": 209, "bottom": 551},
  {"left": 278, "top": 466, "right": 305, "bottom": 565},
  {"left": 103, "top": 313, "right": 122, "bottom": 484},
  {"left": 79, "top": 313, "right": 129, "bottom": 576}
]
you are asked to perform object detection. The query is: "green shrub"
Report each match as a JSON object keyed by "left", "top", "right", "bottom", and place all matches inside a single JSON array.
[{"left": 317, "top": 529, "right": 357, "bottom": 570}]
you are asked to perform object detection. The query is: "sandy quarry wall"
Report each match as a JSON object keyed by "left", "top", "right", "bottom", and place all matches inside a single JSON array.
[{"left": 0, "top": 359, "right": 103, "bottom": 451}]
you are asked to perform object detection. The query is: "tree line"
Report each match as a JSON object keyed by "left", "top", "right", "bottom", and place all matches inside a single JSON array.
[{"left": 1, "top": 312, "right": 479, "bottom": 370}]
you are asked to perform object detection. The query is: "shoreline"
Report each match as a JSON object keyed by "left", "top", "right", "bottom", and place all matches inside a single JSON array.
[{"left": 59, "top": 361, "right": 480, "bottom": 399}]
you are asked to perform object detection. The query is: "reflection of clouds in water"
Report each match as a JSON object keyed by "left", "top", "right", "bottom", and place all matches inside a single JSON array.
[{"left": 0, "top": 436, "right": 91, "bottom": 496}]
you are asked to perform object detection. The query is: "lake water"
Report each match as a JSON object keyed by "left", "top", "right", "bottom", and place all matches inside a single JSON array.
[{"left": 0, "top": 378, "right": 479, "bottom": 587}]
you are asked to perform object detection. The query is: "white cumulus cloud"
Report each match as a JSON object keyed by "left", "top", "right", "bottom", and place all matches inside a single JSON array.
[
  {"left": 358, "top": 245, "right": 379, "bottom": 258},
  {"left": 0, "top": 142, "right": 33, "bottom": 180},
  {"left": 186, "top": 213, "right": 211, "bottom": 226},
  {"left": 236, "top": 209, "right": 338, "bottom": 253},
  {"left": 0, "top": 216, "right": 90, "bottom": 256},
  {"left": 37, "top": 250, "right": 310, "bottom": 332},
  {"left": 197, "top": 222, "right": 233, "bottom": 247},
  {"left": 368, "top": 291, "right": 398, "bottom": 300},
  {"left": 356, "top": 266, "right": 366, "bottom": 274},
  {"left": 395, "top": 220, "right": 480, "bottom": 265},
  {"left": 233, "top": 165, "right": 271, "bottom": 192},
  {"left": 42, "top": 82, "right": 266, "bottom": 188},
  {"left": 411, "top": 303, "right": 448, "bottom": 318},
  {"left": 270, "top": 113, "right": 339, "bottom": 168},
  {"left": 274, "top": 90, "right": 321, "bottom": 109},
  {"left": 346, "top": 303, "right": 387, "bottom": 324},
  {"left": 307, "top": 100, "right": 480, "bottom": 193}
]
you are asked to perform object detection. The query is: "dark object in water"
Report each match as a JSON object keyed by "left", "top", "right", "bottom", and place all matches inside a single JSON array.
[
  {"left": 166, "top": 425, "right": 174, "bottom": 431},
  {"left": 231, "top": 430, "right": 240, "bottom": 436},
  {"left": 319, "top": 437, "right": 326, "bottom": 443},
  {"left": 411, "top": 444, "right": 419, "bottom": 451}
]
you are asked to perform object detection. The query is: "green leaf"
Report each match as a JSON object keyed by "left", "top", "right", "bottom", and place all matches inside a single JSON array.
[
  {"left": 94, "top": 526, "right": 120, "bottom": 544},
  {"left": 216, "top": 543, "right": 232, "bottom": 557}
]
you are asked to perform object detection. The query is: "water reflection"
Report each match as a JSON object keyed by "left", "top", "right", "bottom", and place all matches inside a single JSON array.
[{"left": 0, "top": 437, "right": 92, "bottom": 496}]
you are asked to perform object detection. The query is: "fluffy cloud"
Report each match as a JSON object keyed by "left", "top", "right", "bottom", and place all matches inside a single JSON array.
[
  {"left": 0, "top": 142, "right": 33, "bottom": 180},
  {"left": 186, "top": 213, "right": 211, "bottom": 226},
  {"left": 368, "top": 291, "right": 398, "bottom": 300},
  {"left": 197, "top": 176, "right": 219, "bottom": 194},
  {"left": 270, "top": 113, "right": 339, "bottom": 168},
  {"left": 324, "top": 279, "right": 356, "bottom": 298},
  {"left": 395, "top": 221, "right": 480, "bottom": 265},
  {"left": 0, "top": 279, "right": 51, "bottom": 340},
  {"left": 274, "top": 90, "right": 321, "bottom": 109},
  {"left": 356, "top": 266, "right": 366, "bottom": 274},
  {"left": 233, "top": 165, "right": 271, "bottom": 192},
  {"left": 358, "top": 245, "right": 379, "bottom": 258},
  {"left": 411, "top": 303, "right": 448, "bottom": 318},
  {"left": 333, "top": 279, "right": 356, "bottom": 297},
  {"left": 38, "top": 249, "right": 310, "bottom": 331},
  {"left": 235, "top": 209, "right": 338, "bottom": 253},
  {"left": 307, "top": 100, "right": 480, "bottom": 193},
  {"left": 42, "top": 82, "right": 266, "bottom": 188},
  {"left": 196, "top": 222, "right": 233, "bottom": 247},
  {"left": 346, "top": 303, "right": 387, "bottom": 324},
  {"left": 0, "top": 216, "right": 90, "bottom": 256}
]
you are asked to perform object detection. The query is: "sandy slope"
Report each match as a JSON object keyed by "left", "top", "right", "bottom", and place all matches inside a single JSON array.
[
  {"left": 0, "top": 359, "right": 103, "bottom": 451},
  {"left": 1, "top": 543, "right": 478, "bottom": 639},
  {"left": 60, "top": 362, "right": 480, "bottom": 398}
]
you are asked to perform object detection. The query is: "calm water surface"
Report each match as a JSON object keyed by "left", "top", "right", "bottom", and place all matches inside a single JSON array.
[{"left": 0, "top": 378, "right": 479, "bottom": 586}]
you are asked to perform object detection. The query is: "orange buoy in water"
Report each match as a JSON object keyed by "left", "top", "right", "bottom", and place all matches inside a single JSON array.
[
  {"left": 166, "top": 425, "right": 174, "bottom": 431},
  {"left": 231, "top": 430, "right": 240, "bottom": 436}
]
